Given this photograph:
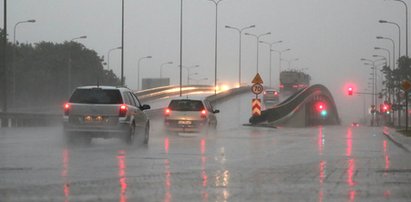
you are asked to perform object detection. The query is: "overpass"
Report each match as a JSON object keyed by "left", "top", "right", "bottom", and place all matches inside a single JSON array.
[{"left": 249, "top": 84, "right": 340, "bottom": 127}]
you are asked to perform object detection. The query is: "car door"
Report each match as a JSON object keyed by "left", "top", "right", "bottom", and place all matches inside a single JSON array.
[
  {"left": 204, "top": 100, "right": 217, "bottom": 125},
  {"left": 129, "top": 92, "right": 148, "bottom": 130}
]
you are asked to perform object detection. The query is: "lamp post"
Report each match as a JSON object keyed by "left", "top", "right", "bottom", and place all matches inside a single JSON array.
[
  {"left": 377, "top": 36, "right": 396, "bottom": 69},
  {"left": 121, "top": 0, "right": 125, "bottom": 86},
  {"left": 68, "top": 35, "right": 87, "bottom": 97},
  {"left": 12, "top": 19, "right": 36, "bottom": 105},
  {"left": 259, "top": 40, "right": 282, "bottom": 87},
  {"left": 180, "top": 65, "right": 199, "bottom": 85},
  {"left": 361, "top": 58, "right": 385, "bottom": 126},
  {"left": 374, "top": 47, "right": 392, "bottom": 69},
  {"left": 372, "top": 55, "right": 388, "bottom": 66},
  {"left": 13, "top": 19, "right": 35, "bottom": 44},
  {"left": 244, "top": 32, "right": 271, "bottom": 74},
  {"left": 225, "top": 24, "right": 255, "bottom": 86},
  {"left": 179, "top": 0, "right": 184, "bottom": 96},
  {"left": 271, "top": 48, "right": 291, "bottom": 86},
  {"left": 137, "top": 56, "right": 152, "bottom": 91},
  {"left": 160, "top": 61, "right": 173, "bottom": 78},
  {"left": 379, "top": 20, "right": 401, "bottom": 57},
  {"left": 188, "top": 72, "right": 199, "bottom": 85},
  {"left": 377, "top": 36, "right": 399, "bottom": 127},
  {"left": 391, "top": 0, "right": 408, "bottom": 57},
  {"left": 1, "top": 0, "right": 6, "bottom": 116},
  {"left": 107, "top": 46, "right": 122, "bottom": 70},
  {"left": 207, "top": 0, "right": 224, "bottom": 95}
]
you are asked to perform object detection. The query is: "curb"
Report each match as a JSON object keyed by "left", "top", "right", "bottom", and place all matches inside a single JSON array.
[{"left": 383, "top": 127, "right": 411, "bottom": 152}]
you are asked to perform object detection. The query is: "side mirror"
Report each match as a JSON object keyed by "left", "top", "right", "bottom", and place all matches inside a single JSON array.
[
  {"left": 140, "top": 104, "right": 151, "bottom": 111},
  {"left": 213, "top": 109, "right": 220, "bottom": 114}
]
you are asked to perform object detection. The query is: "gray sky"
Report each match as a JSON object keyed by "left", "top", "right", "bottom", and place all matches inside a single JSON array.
[{"left": 1, "top": 0, "right": 407, "bottom": 122}]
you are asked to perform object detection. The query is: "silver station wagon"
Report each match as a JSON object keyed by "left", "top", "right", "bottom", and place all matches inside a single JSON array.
[{"left": 63, "top": 86, "right": 151, "bottom": 145}]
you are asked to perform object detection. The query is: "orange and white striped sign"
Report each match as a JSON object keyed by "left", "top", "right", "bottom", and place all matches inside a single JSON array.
[{"left": 252, "top": 99, "right": 261, "bottom": 116}]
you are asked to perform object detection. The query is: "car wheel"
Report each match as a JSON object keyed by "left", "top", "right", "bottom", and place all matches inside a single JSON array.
[
  {"left": 125, "top": 125, "right": 135, "bottom": 145},
  {"left": 143, "top": 123, "right": 149, "bottom": 144}
]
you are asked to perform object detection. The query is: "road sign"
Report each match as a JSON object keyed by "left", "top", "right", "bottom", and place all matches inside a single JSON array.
[
  {"left": 251, "top": 83, "right": 264, "bottom": 95},
  {"left": 252, "top": 99, "right": 261, "bottom": 116},
  {"left": 251, "top": 73, "right": 264, "bottom": 84},
  {"left": 401, "top": 80, "right": 411, "bottom": 91}
]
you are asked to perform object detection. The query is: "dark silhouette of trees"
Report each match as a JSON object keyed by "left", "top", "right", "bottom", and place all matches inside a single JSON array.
[{"left": 0, "top": 29, "right": 121, "bottom": 110}]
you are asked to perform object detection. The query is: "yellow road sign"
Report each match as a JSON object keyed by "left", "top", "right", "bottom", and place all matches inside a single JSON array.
[
  {"left": 401, "top": 80, "right": 411, "bottom": 91},
  {"left": 251, "top": 73, "right": 263, "bottom": 84}
]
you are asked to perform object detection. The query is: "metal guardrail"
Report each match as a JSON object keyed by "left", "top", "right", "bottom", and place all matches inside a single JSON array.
[
  {"left": 0, "top": 85, "right": 249, "bottom": 128},
  {"left": 249, "top": 84, "right": 340, "bottom": 126}
]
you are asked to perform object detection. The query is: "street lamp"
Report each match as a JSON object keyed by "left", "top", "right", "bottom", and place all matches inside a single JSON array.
[
  {"left": 259, "top": 40, "right": 282, "bottom": 87},
  {"left": 390, "top": 0, "right": 408, "bottom": 57},
  {"left": 12, "top": 19, "right": 36, "bottom": 105},
  {"left": 372, "top": 54, "right": 388, "bottom": 66},
  {"left": 188, "top": 72, "right": 199, "bottom": 84},
  {"left": 379, "top": 20, "right": 401, "bottom": 57},
  {"left": 121, "top": 0, "right": 125, "bottom": 86},
  {"left": 207, "top": 0, "right": 224, "bottom": 95},
  {"left": 377, "top": 36, "right": 396, "bottom": 69},
  {"left": 160, "top": 61, "right": 173, "bottom": 78},
  {"left": 180, "top": 65, "right": 199, "bottom": 85},
  {"left": 244, "top": 32, "right": 271, "bottom": 74},
  {"left": 225, "top": 24, "right": 255, "bottom": 86},
  {"left": 374, "top": 47, "right": 392, "bottom": 69},
  {"left": 68, "top": 35, "right": 87, "bottom": 97},
  {"left": 361, "top": 58, "right": 385, "bottom": 108},
  {"left": 107, "top": 46, "right": 122, "bottom": 70},
  {"left": 271, "top": 48, "right": 291, "bottom": 87},
  {"left": 137, "top": 56, "right": 152, "bottom": 91},
  {"left": 13, "top": 19, "right": 36, "bottom": 44}
]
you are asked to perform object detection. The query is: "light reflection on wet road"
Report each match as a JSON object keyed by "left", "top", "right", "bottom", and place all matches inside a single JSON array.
[{"left": 1, "top": 94, "right": 411, "bottom": 201}]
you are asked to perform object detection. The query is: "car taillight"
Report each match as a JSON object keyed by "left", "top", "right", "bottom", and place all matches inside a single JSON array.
[
  {"left": 201, "top": 109, "right": 207, "bottom": 118},
  {"left": 64, "top": 103, "right": 70, "bottom": 116},
  {"left": 119, "top": 104, "right": 128, "bottom": 117},
  {"left": 165, "top": 108, "right": 171, "bottom": 117}
]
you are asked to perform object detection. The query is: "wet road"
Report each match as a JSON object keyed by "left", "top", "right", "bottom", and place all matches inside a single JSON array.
[{"left": 1, "top": 94, "right": 411, "bottom": 201}]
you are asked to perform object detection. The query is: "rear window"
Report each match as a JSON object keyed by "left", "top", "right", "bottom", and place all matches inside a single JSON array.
[
  {"left": 168, "top": 100, "right": 204, "bottom": 111},
  {"left": 69, "top": 88, "right": 123, "bottom": 104}
]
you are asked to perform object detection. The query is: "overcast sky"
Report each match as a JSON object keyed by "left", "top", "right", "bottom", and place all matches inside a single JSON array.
[{"left": 1, "top": 0, "right": 408, "bottom": 121}]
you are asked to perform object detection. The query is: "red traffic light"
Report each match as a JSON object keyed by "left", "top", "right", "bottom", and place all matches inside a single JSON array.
[
  {"left": 315, "top": 101, "right": 327, "bottom": 111},
  {"left": 347, "top": 87, "right": 353, "bottom": 96}
]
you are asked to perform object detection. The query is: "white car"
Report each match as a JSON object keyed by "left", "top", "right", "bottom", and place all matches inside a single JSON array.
[
  {"left": 164, "top": 98, "right": 219, "bottom": 133},
  {"left": 63, "top": 86, "right": 151, "bottom": 145},
  {"left": 263, "top": 89, "right": 280, "bottom": 103}
]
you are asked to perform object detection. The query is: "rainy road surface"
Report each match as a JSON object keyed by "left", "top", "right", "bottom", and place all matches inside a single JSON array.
[{"left": 1, "top": 94, "right": 411, "bottom": 201}]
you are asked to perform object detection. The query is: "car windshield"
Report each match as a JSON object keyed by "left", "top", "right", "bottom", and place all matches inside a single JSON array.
[
  {"left": 168, "top": 100, "right": 204, "bottom": 111},
  {"left": 69, "top": 89, "right": 123, "bottom": 104}
]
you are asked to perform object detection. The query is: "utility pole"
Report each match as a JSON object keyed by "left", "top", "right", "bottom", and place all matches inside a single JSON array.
[{"left": 1, "top": 0, "right": 8, "bottom": 121}]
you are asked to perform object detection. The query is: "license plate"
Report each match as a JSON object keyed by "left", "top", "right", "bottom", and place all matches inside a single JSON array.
[
  {"left": 84, "top": 115, "right": 104, "bottom": 123},
  {"left": 178, "top": 120, "right": 192, "bottom": 125}
]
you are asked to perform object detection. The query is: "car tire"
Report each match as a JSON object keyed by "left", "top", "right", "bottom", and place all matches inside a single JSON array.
[
  {"left": 125, "top": 124, "right": 135, "bottom": 145},
  {"left": 143, "top": 123, "right": 149, "bottom": 144}
]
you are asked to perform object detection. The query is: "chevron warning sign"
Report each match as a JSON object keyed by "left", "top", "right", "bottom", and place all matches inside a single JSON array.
[{"left": 252, "top": 99, "right": 261, "bottom": 116}]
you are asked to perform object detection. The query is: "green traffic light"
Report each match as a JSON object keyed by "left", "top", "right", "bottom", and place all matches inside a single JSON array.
[{"left": 321, "top": 110, "right": 328, "bottom": 117}]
